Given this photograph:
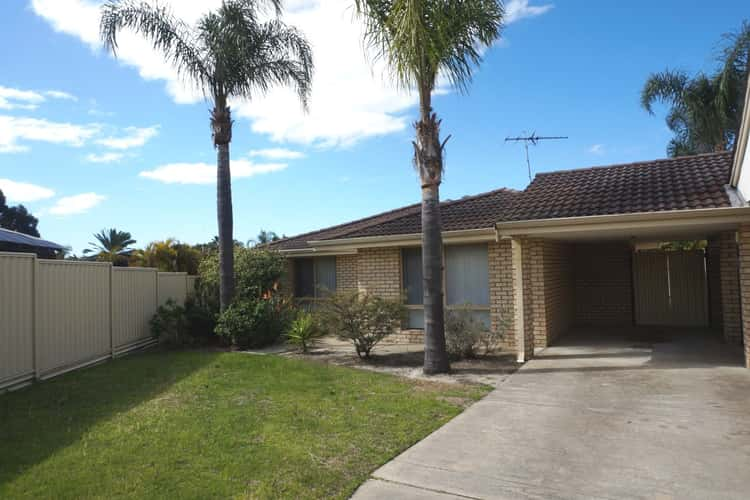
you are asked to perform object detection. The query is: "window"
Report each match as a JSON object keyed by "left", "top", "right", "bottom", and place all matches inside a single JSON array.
[
  {"left": 445, "top": 244, "right": 490, "bottom": 328},
  {"left": 294, "top": 256, "right": 336, "bottom": 298},
  {"left": 402, "top": 248, "right": 424, "bottom": 329}
]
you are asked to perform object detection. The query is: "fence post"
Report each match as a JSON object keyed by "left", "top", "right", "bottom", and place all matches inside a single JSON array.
[
  {"left": 109, "top": 264, "right": 115, "bottom": 358},
  {"left": 32, "top": 255, "right": 40, "bottom": 380}
]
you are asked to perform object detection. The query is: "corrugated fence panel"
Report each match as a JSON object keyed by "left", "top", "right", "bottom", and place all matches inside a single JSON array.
[
  {"left": 158, "top": 272, "right": 187, "bottom": 306},
  {"left": 186, "top": 276, "right": 199, "bottom": 297},
  {"left": 36, "top": 261, "right": 111, "bottom": 376},
  {"left": 633, "top": 251, "right": 671, "bottom": 326},
  {"left": 0, "top": 253, "right": 35, "bottom": 388},
  {"left": 112, "top": 267, "right": 158, "bottom": 349}
]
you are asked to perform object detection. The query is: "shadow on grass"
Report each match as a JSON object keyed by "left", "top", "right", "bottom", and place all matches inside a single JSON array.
[{"left": 0, "top": 348, "right": 220, "bottom": 487}]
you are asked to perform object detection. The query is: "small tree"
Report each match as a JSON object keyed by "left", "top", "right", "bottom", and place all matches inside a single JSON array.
[
  {"left": 318, "top": 291, "right": 405, "bottom": 358},
  {"left": 286, "top": 311, "right": 325, "bottom": 353}
]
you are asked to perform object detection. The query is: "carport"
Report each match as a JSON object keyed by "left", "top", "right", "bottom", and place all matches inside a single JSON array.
[{"left": 495, "top": 152, "right": 750, "bottom": 368}]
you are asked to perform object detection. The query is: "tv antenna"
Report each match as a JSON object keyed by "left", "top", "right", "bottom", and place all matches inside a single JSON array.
[{"left": 505, "top": 132, "right": 568, "bottom": 181}]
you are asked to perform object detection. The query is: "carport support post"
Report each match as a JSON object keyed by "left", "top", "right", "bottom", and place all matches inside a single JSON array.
[
  {"left": 736, "top": 224, "right": 750, "bottom": 368},
  {"left": 512, "top": 238, "right": 527, "bottom": 362}
]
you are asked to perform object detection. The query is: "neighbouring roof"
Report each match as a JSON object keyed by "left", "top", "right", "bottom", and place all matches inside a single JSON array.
[
  {"left": 0, "top": 227, "right": 64, "bottom": 251},
  {"left": 271, "top": 151, "right": 735, "bottom": 251},
  {"left": 502, "top": 152, "right": 734, "bottom": 222}
]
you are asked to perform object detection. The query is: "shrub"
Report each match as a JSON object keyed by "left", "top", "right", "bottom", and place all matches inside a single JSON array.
[
  {"left": 286, "top": 312, "right": 325, "bottom": 353},
  {"left": 318, "top": 292, "right": 405, "bottom": 358},
  {"left": 149, "top": 298, "right": 215, "bottom": 346},
  {"left": 198, "top": 247, "right": 287, "bottom": 315},
  {"left": 150, "top": 299, "right": 189, "bottom": 345},
  {"left": 445, "top": 308, "right": 506, "bottom": 359},
  {"left": 214, "top": 295, "right": 294, "bottom": 349}
]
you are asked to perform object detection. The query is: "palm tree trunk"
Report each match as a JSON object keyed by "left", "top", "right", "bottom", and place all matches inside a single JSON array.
[
  {"left": 212, "top": 95, "right": 235, "bottom": 312},
  {"left": 415, "top": 90, "right": 450, "bottom": 375}
]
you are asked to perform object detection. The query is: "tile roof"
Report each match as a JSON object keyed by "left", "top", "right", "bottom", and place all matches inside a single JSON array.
[
  {"left": 502, "top": 151, "right": 733, "bottom": 222},
  {"left": 271, "top": 151, "right": 734, "bottom": 251},
  {"left": 270, "top": 188, "right": 520, "bottom": 250}
]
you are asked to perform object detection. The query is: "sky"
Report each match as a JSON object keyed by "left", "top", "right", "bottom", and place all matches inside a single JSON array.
[{"left": 0, "top": 0, "right": 747, "bottom": 254}]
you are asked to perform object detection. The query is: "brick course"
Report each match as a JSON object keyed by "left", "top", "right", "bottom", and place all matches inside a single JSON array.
[
  {"left": 719, "top": 231, "right": 742, "bottom": 344},
  {"left": 573, "top": 242, "right": 633, "bottom": 326},
  {"left": 736, "top": 225, "right": 750, "bottom": 367}
]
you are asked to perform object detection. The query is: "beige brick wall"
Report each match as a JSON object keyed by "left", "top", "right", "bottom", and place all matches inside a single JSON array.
[
  {"left": 356, "top": 247, "right": 402, "bottom": 299},
  {"left": 489, "top": 240, "right": 516, "bottom": 350},
  {"left": 719, "top": 231, "right": 742, "bottom": 344},
  {"left": 573, "top": 242, "right": 633, "bottom": 326},
  {"left": 738, "top": 225, "right": 750, "bottom": 367},
  {"left": 336, "top": 254, "right": 358, "bottom": 293},
  {"left": 522, "top": 239, "right": 545, "bottom": 351}
]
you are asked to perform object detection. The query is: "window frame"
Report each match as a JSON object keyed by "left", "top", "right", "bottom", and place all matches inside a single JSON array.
[
  {"left": 294, "top": 256, "right": 337, "bottom": 301},
  {"left": 400, "top": 243, "right": 491, "bottom": 331}
]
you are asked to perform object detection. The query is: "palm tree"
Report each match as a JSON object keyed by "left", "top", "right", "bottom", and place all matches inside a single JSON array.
[
  {"left": 101, "top": 0, "right": 313, "bottom": 311},
  {"left": 84, "top": 228, "right": 136, "bottom": 263},
  {"left": 353, "top": 0, "right": 503, "bottom": 374},
  {"left": 641, "top": 21, "right": 750, "bottom": 157}
]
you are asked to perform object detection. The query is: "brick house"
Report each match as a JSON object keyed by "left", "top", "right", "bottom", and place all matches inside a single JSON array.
[{"left": 271, "top": 83, "right": 750, "bottom": 368}]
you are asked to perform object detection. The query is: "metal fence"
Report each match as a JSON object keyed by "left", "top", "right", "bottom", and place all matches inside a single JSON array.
[{"left": 0, "top": 252, "right": 197, "bottom": 391}]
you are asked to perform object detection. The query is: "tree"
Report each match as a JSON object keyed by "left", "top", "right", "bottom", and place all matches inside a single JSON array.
[
  {"left": 0, "top": 189, "right": 40, "bottom": 237},
  {"left": 101, "top": 0, "right": 313, "bottom": 311},
  {"left": 254, "top": 229, "right": 281, "bottom": 245},
  {"left": 641, "top": 21, "right": 750, "bottom": 157},
  {"left": 84, "top": 228, "right": 136, "bottom": 264},
  {"left": 133, "top": 238, "right": 202, "bottom": 274},
  {"left": 353, "top": 0, "right": 503, "bottom": 374}
]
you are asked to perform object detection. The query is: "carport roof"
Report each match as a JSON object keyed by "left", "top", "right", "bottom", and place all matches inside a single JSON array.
[
  {"left": 270, "top": 151, "right": 735, "bottom": 251},
  {"left": 501, "top": 151, "right": 734, "bottom": 222}
]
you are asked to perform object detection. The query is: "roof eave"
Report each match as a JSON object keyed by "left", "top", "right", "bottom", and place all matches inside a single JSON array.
[{"left": 496, "top": 206, "right": 750, "bottom": 237}]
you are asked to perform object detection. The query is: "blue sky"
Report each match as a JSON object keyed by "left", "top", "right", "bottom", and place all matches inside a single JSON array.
[{"left": 0, "top": 1, "right": 747, "bottom": 254}]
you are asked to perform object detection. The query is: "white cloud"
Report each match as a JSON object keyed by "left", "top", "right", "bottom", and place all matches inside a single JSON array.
[
  {"left": 249, "top": 148, "right": 305, "bottom": 160},
  {"left": 49, "top": 192, "right": 106, "bottom": 215},
  {"left": 86, "top": 152, "right": 125, "bottom": 163},
  {"left": 0, "top": 86, "right": 77, "bottom": 110},
  {"left": 139, "top": 159, "right": 287, "bottom": 185},
  {"left": 45, "top": 90, "right": 78, "bottom": 101},
  {"left": 31, "top": 0, "right": 550, "bottom": 148},
  {"left": 0, "top": 86, "right": 45, "bottom": 110},
  {"left": 0, "top": 115, "right": 99, "bottom": 153},
  {"left": 505, "top": 0, "right": 554, "bottom": 24},
  {"left": 0, "top": 178, "right": 56, "bottom": 202},
  {"left": 95, "top": 125, "right": 159, "bottom": 149},
  {"left": 587, "top": 144, "right": 605, "bottom": 155}
]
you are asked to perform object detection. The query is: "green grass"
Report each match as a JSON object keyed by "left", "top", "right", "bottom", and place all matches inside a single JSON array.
[{"left": 0, "top": 350, "right": 488, "bottom": 499}]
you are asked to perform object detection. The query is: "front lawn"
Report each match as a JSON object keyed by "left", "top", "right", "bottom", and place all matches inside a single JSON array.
[{"left": 0, "top": 350, "right": 488, "bottom": 499}]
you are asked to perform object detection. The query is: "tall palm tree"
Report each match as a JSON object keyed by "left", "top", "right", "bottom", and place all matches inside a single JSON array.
[
  {"left": 641, "top": 21, "right": 750, "bottom": 157},
  {"left": 101, "top": 0, "right": 313, "bottom": 311},
  {"left": 353, "top": 0, "right": 503, "bottom": 374},
  {"left": 84, "top": 228, "right": 136, "bottom": 263}
]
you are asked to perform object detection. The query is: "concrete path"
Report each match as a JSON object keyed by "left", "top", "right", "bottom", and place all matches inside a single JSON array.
[{"left": 353, "top": 331, "right": 750, "bottom": 499}]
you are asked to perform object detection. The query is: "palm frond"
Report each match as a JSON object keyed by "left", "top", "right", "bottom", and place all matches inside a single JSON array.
[
  {"left": 640, "top": 69, "right": 689, "bottom": 114},
  {"left": 354, "top": 0, "right": 503, "bottom": 93},
  {"left": 100, "top": 0, "right": 210, "bottom": 92}
]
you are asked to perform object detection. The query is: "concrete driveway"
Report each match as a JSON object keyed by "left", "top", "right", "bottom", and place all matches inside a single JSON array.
[{"left": 353, "top": 330, "right": 750, "bottom": 499}]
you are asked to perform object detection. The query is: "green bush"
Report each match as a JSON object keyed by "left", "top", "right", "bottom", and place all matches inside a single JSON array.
[
  {"left": 445, "top": 308, "right": 505, "bottom": 359},
  {"left": 286, "top": 312, "right": 325, "bottom": 353},
  {"left": 318, "top": 292, "right": 405, "bottom": 358},
  {"left": 215, "top": 295, "right": 294, "bottom": 349},
  {"left": 198, "top": 247, "right": 287, "bottom": 315},
  {"left": 149, "top": 298, "right": 215, "bottom": 346}
]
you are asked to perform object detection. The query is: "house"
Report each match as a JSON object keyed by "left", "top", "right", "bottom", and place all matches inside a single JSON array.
[
  {"left": 0, "top": 227, "right": 64, "bottom": 259},
  {"left": 271, "top": 84, "right": 750, "bottom": 369}
]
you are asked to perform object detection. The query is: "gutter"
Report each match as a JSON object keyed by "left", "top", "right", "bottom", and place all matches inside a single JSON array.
[
  {"left": 279, "top": 227, "right": 497, "bottom": 255},
  {"left": 495, "top": 206, "right": 750, "bottom": 237}
]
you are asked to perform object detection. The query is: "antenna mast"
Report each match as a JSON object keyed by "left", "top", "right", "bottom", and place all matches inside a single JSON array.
[{"left": 505, "top": 132, "right": 568, "bottom": 181}]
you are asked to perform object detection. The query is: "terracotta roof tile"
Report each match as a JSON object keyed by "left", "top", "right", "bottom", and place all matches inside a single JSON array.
[{"left": 271, "top": 151, "right": 734, "bottom": 250}]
